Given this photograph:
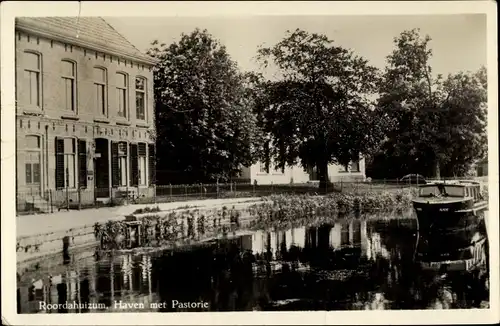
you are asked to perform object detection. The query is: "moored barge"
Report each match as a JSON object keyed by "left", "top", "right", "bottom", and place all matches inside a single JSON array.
[{"left": 412, "top": 181, "right": 488, "bottom": 231}]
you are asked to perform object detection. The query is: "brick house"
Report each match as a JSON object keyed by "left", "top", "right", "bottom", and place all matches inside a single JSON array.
[{"left": 15, "top": 17, "right": 157, "bottom": 212}]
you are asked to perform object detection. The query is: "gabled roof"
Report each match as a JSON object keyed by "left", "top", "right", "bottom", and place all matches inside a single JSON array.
[{"left": 15, "top": 17, "right": 157, "bottom": 65}]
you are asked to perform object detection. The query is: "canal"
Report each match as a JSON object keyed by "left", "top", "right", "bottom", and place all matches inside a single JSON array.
[{"left": 17, "top": 215, "right": 489, "bottom": 313}]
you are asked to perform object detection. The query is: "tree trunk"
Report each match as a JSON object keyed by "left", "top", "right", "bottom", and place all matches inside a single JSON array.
[
  {"left": 318, "top": 161, "right": 330, "bottom": 193},
  {"left": 434, "top": 159, "right": 441, "bottom": 179}
]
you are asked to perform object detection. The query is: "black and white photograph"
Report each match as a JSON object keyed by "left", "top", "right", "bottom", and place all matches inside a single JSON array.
[{"left": 1, "top": 1, "right": 498, "bottom": 325}]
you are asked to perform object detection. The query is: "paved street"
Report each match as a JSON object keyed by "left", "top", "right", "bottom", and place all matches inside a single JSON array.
[{"left": 16, "top": 197, "right": 261, "bottom": 238}]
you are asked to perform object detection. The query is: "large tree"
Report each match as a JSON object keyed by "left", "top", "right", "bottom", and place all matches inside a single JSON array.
[
  {"left": 375, "top": 29, "right": 487, "bottom": 179},
  {"left": 147, "top": 29, "right": 262, "bottom": 183},
  {"left": 256, "top": 29, "right": 382, "bottom": 190}
]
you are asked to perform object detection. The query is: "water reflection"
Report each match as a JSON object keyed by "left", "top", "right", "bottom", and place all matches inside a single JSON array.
[{"left": 18, "top": 218, "right": 489, "bottom": 313}]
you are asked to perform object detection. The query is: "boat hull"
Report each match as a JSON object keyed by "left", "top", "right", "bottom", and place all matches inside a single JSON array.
[
  {"left": 412, "top": 199, "right": 487, "bottom": 231},
  {"left": 416, "top": 233, "right": 487, "bottom": 272}
]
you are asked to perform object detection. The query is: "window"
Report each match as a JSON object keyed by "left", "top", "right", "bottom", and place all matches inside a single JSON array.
[
  {"left": 112, "top": 142, "right": 128, "bottom": 187},
  {"left": 24, "top": 52, "right": 41, "bottom": 107},
  {"left": 148, "top": 144, "right": 155, "bottom": 186},
  {"left": 273, "top": 163, "right": 284, "bottom": 174},
  {"left": 118, "top": 143, "right": 127, "bottom": 186},
  {"left": 259, "top": 162, "right": 268, "bottom": 174},
  {"left": 351, "top": 161, "right": 360, "bottom": 172},
  {"left": 55, "top": 138, "right": 76, "bottom": 188},
  {"left": 135, "top": 77, "right": 146, "bottom": 120},
  {"left": 339, "top": 160, "right": 360, "bottom": 172},
  {"left": 94, "top": 67, "right": 107, "bottom": 115},
  {"left": 116, "top": 73, "right": 128, "bottom": 118},
  {"left": 62, "top": 60, "right": 76, "bottom": 111},
  {"left": 78, "top": 140, "right": 87, "bottom": 188},
  {"left": 138, "top": 143, "right": 147, "bottom": 185},
  {"left": 25, "top": 135, "right": 41, "bottom": 185}
]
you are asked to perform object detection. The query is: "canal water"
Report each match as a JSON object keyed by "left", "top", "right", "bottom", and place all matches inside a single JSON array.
[{"left": 17, "top": 216, "right": 489, "bottom": 313}]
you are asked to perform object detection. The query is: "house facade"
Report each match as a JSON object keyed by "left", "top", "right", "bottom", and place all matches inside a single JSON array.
[
  {"left": 15, "top": 17, "right": 157, "bottom": 212},
  {"left": 241, "top": 159, "right": 366, "bottom": 185}
]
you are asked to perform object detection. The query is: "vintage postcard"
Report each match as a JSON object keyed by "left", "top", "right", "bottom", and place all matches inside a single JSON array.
[{"left": 1, "top": 1, "right": 498, "bottom": 325}]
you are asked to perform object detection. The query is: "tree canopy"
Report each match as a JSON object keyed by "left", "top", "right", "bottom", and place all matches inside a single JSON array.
[
  {"left": 372, "top": 29, "right": 487, "bottom": 179},
  {"left": 147, "top": 29, "right": 262, "bottom": 183},
  {"left": 255, "top": 29, "right": 383, "bottom": 189}
]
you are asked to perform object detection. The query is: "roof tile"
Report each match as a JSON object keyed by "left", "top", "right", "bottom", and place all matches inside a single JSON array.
[{"left": 15, "top": 17, "right": 154, "bottom": 64}]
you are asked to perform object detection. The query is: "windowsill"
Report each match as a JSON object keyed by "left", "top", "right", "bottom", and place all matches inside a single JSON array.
[
  {"left": 136, "top": 121, "right": 149, "bottom": 128},
  {"left": 116, "top": 120, "right": 131, "bottom": 126},
  {"left": 116, "top": 186, "right": 133, "bottom": 191},
  {"left": 94, "top": 118, "right": 110, "bottom": 124},
  {"left": 23, "top": 110, "right": 44, "bottom": 116},
  {"left": 61, "top": 115, "right": 79, "bottom": 121},
  {"left": 55, "top": 187, "right": 78, "bottom": 191},
  {"left": 256, "top": 173, "right": 269, "bottom": 176}
]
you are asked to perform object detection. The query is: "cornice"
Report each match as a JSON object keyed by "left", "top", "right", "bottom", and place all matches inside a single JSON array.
[{"left": 16, "top": 22, "right": 159, "bottom": 66}]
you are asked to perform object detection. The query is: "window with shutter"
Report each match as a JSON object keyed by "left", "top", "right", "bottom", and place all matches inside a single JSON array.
[
  {"left": 111, "top": 142, "right": 119, "bottom": 187},
  {"left": 148, "top": 144, "right": 155, "bottom": 185},
  {"left": 130, "top": 143, "right": 139, "bottom": 186},
  {"left": 78, "top": 140, "right": 87, "bottom": 188},
  {"left": 138, "top": 143, "right": 147, "bottom": 185},
  {"left": 55, "top": 138, "right": 65, "bottom": 188}
]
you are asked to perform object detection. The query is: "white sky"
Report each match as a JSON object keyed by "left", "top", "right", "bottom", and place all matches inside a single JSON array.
[{"left": 105, "top": 14, "right": 487, "bottom": 77}]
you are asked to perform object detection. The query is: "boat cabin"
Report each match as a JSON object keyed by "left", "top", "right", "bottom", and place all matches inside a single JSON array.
[{"left": 418, "top": 182, "right": 483, "bottom": 202}]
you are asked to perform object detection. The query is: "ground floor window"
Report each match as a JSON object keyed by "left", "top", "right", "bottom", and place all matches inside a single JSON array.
[
  {"left": 119, "top": 156, "right": 127, "bottom": 186},
  {"left": 25, "top": 152, "right": 41, "bottom": 184},
  {"left": 112, "top": 141, "right": 128, "bottom": 187},
  {"left": 138, "top": 143, "right": 147, "bottom": 185},
  {"left": 55, "top": 138, "right": 77, "bottom": 188},
  {"left": 351, "top": 161, "right": 360, "bottom": 172}
]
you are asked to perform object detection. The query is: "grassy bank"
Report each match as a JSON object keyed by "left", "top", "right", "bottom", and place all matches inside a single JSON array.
[{"left": 93, "top": 189, "right": 417, "bottom": 249}]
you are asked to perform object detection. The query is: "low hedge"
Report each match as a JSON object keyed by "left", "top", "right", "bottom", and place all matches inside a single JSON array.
[{"left": 247, "top": 189, "right": 417, "bottom": 230}]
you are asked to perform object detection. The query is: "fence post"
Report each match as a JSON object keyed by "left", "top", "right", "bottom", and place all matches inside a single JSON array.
[
  {"left": 216, "top": 180, "right": 220, "bottom": 199},
  {"left": 169, "top": 184, "right": 172, "bottom": 201},
  {"left": 253, "top": 182, "right": 256, "bottom": 197},
  {"left": 340, "top": 179, "right": 343, "bottom": 193},
  {"left": 184, "top": 185, "right": 187, "bottom": 200},
  {"left": 234, "top": 182, "right": 237, "bottom": 193},
  {"left": 200, "top": 183, "right": 203, "bottom": 199}
]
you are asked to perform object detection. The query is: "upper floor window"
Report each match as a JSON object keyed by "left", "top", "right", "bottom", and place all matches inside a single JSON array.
[
  {"left": 62, "top": 60, "right": 76, "bottom": 111},
  {"left": 24, "top": 52, "right": 41, "bottom": 107},
  {"left": 116, "top": 73, "right": 128, "bottom": 118},
  {"left": 94, "top": 67, "right": 107, "bottom": 116},
  {"left": 135, "top": 77, "right": 146, "bottom": 120}
]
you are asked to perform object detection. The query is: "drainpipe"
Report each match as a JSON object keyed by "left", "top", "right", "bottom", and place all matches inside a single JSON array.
[{"left": 45, "top": 124, "right": 49, "bottom": 190}]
